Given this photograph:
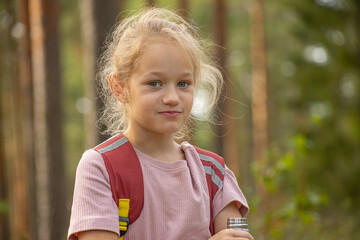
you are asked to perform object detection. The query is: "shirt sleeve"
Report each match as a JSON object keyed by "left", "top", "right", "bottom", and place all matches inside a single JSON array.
[
  {"left": 67, "top": 149, "right": 119, "bottom": 240},
  {"left": 212, "top": 165, "right": 249, "bottom": 220}
]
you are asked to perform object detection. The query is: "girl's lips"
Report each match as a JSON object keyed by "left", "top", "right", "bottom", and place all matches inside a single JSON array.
[{"left": 159, "top": 111, "right": 181, "bottom": 117}]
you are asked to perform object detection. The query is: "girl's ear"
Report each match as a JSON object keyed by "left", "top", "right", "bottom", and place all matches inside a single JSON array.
[{"left": 108, "top": 73, "right": 128, "bottom": 103}]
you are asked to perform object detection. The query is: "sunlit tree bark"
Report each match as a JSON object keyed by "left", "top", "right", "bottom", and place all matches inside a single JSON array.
[
  {"left": 250, "top": 0, "right": 268, "bottom": 162},
  {"left": 0, "top": 1, "right": 32, "bottom": 239},
  {"left": 0, "top": 2, "right": 11, "bottom": 239},
  {"left": 29, "top": 0, "right": 66, "bottom": 239},
  {"left": 18, "top": 0, "right": 37, "bottom": 238},
  {"left": 249, "top": 0, "right": 269, "bottom": 213}
]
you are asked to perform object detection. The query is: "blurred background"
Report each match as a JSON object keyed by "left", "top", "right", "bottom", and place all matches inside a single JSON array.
[{"left": 0, "top": 0, "right": 359, "bottom": 239}]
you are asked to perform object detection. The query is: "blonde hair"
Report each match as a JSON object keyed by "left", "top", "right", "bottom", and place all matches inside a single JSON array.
[{"left": 98, "top": 7, "right": 223, "bottom": 140}]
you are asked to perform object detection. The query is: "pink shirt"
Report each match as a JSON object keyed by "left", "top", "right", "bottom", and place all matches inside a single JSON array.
[{"left": 68, "top": 142, "right": 249, "bottom": 240}]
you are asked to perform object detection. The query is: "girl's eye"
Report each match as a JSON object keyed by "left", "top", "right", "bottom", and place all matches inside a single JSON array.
[
  {"left": 148, "top": 81, "right": 161, "bottom": 87},
  {"left": 178, "top": 81, "right": 190, "bottom": 88}
]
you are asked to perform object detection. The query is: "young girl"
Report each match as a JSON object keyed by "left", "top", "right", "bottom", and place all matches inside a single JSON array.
[{"left": 68, "top": 8, "right": 253, "bottom": 240}]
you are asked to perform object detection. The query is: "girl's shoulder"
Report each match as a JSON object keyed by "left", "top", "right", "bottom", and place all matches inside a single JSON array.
[
  {"left": 79, "top": 149, "right": 104, "bottom": 165},
  {"left": 182, "top": 142, "right": 225, "bottom": 169},
  {"left": 76, "top": 149, "right": 110, "bottom": 180}
]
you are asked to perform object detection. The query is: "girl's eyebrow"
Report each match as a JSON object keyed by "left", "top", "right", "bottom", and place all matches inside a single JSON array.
[
  {"left": 144, "top": 71, "right": 163, "bottom": 76},
  {"left": 180, "top": 72, "right": 194, "bottom": 78},
  {"left": 144, "top": 71, "right": 194, "bottom": 78}
]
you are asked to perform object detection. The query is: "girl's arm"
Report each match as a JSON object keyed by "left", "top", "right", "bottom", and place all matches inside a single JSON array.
[
  {"left": 209, "top": 201, "right": 254, "bottom": 240},
  {"left": 78, "top": 230, "right": 118, "bottom": 240}
]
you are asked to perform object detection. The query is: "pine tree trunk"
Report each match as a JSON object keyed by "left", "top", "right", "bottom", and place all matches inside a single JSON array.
[
  {"left": 0, "top": 0, "right": 32, "bottom": 239},
  {"left": 18, "top": 0, "right": 37, "bottom": 238},
  {"left": 249, "top": 0, "right": 269, "bottom": 212},
  {"left": 0, "top": 1, "right": 10, "bottom": 238},
  {"left": 213, "top": 0, "right": 240, "bottom": 177},
  {"left": 250, "top": 0, "right": 268, "bottom": 162},
  {"left": 29, "top": 0, "right": 66, "bottom": 239},
  {"left": 80, "top": 0, "right": 119, "bottom": 147}
]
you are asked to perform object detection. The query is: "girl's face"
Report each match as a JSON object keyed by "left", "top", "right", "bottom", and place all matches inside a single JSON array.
[{"left": 125, "top": 40, "right": 195, "bottom": 136}]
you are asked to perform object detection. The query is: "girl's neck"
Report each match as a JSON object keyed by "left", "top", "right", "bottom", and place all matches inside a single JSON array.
[{"left": 123, "top": 127, "right": 184, "bottom": 162}]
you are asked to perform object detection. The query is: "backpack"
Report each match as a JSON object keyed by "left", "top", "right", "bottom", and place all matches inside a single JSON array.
[{"left": 94, "top": 134, "right": 225, "bottom": 239}]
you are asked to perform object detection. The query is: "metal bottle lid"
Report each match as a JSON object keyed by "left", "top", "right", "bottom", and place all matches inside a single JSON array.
[
  {"left": 227, "top": 218, "right": 247, "bottom": 225},
  {"left": 227, "top": 218, "right": 249, "bottom": 232}
]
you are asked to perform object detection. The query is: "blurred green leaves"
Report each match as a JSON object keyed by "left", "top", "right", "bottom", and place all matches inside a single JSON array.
[{"left": 251, "top": 134, "right": 332, "bottom": 239}]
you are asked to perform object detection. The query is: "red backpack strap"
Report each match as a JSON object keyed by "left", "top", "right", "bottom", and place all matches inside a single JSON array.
[
  {"left": 94, "top": 134, "right": 144, "bottom": 238},
  {"left": 193, "top": 146, "right": 226, "bottom": 236}
]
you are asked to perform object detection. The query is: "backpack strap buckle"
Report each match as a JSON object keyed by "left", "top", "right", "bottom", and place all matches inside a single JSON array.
[
  {"left": 118, "top": 199, "right": 130, "bottom": 239},
  {"left": 119, "top": 216, "right": 130, "bottom": 236}
]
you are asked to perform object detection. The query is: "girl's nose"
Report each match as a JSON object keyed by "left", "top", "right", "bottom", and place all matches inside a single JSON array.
[{"left": 162, "top": 86, "right": 179, "bottom": 105}]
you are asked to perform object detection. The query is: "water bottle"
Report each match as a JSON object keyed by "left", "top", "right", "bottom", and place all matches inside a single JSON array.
[{"left": 227, "top": 218, "right": 249, "bottom": 232}]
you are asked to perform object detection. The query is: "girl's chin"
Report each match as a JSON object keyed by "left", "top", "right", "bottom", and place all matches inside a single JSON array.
[
  {"left": 161, "top": 128, "right": 182, "bottom": 135},
  {"left": 156, "top": 127, "right": 183, "bottom": 135},
  {"left": 139, "top": 122, "right": 184, "bottom": 135}
]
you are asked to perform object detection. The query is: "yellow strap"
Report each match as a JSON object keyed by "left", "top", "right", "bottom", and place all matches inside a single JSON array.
[{"left": 118, "top": 199, "right": 130, "bottom": 240}]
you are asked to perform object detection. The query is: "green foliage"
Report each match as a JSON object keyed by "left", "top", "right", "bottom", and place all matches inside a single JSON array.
[
  {"left": 246, "top": 1, "right": 360, "bottom": 238},
  {"left": 249, "top": 134, "right": 348, "bottom": 239}
]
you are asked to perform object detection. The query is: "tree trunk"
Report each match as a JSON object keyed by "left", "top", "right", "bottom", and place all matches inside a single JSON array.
[
  {"left": 0, "top": 1, "right": 32, "bottom": 239},
  {"left": 214, "top": 0, "right": 226, "bottom": 155},
  {"left": 29, "top": 0, "right": 66, "bottom": 239},
  {"left": 18, "top": 0, "right": 37, "bottom": 238},
  {"left": 80, "top": 0, "right": 119, "bottom": 147},
  {"left": 249, "top": 0, "right": 269, "bottom": 212},
  {"left": 0, "top": 2, "right": 10, "bottom": 239},
  {"left": 249, "top": 0, "right": 268, "bottom": 162},
  {"left": 213, "top": 0, "right": 240, "bottom": 177}
]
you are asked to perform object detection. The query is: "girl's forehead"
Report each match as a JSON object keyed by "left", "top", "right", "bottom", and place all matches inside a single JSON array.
[
  {"left": 136, "top": 39, "right": 196, "bottom": 69},
  {"left": 142, "top": 38, "right": 181, "bottom": 51}
]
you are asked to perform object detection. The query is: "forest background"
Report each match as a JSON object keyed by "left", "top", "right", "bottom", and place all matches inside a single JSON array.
[{"left": 0, "top": 0, "right": 359, "bottom": 239}]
